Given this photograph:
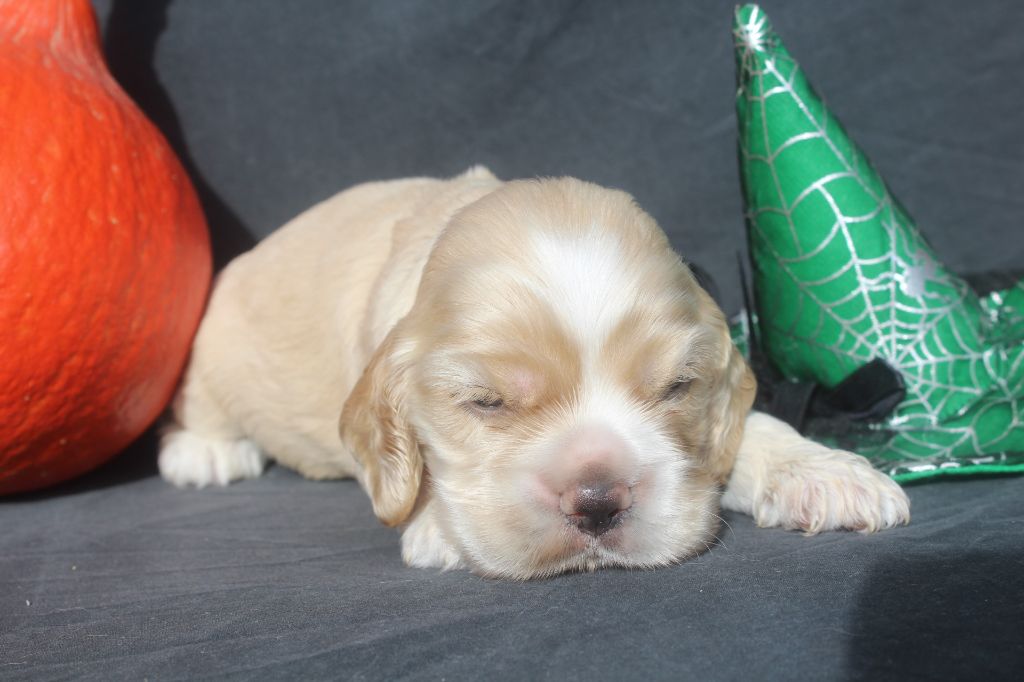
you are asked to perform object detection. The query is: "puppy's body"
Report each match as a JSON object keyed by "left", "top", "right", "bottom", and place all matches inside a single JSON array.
[
  {"left": 164, "top": 169, "right": 501, "bottom": 481},
  {"left": 162, "top": 168, "right": 909, "bottom": 579}
]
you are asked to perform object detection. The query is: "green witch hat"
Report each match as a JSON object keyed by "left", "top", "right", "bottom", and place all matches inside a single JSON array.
[{"left": 733, "top": 5, "right": 1024, "bottom": 481}]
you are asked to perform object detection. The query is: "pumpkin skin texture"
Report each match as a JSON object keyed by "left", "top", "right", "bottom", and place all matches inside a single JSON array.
[{"left": 0, "top": 0, "right": 212, "bottom": 494}]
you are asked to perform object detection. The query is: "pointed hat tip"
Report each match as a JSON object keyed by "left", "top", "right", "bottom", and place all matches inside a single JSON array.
[{"left": 733, "top": 4, "right": 774, "bottom": 56}]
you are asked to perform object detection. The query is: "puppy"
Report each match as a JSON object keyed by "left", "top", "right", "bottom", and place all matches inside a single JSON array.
[{"left": 159, "top": 167, "right": 909, "bottom": 579}]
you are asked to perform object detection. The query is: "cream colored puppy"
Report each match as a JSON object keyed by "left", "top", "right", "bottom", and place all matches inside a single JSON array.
[{"left": 160, "top": 167, "right": 909, "bottom": 579}]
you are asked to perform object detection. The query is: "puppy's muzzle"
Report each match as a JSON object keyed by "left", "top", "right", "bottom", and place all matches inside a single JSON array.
[{"left": 560, "top": 479, "right": 632, "bottom": 537}]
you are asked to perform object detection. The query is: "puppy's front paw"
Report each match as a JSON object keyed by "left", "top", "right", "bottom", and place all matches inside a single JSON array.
[
  {"left": 752, "top": 447, "right": 910, "bottom": 534},
  {"left": 159, "top": 428, "right": 266, "bottom": 488}
]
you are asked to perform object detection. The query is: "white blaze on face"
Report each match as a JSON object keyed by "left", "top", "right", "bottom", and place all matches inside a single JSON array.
[
  {"left": 528, "top": 226, "right": 636, "bottom": 357},
  {"left": 527, "top": 224, "right": 667, "bottom": 466}
]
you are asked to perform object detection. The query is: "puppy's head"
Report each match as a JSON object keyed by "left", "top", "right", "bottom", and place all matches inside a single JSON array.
[{"left": 342, "top": 178, "right": 755, "bottom": 578}]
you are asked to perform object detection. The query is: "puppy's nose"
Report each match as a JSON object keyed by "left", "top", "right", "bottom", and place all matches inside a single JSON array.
[{"left": 561, "top": 480, "right": 632, "bottom": 537}]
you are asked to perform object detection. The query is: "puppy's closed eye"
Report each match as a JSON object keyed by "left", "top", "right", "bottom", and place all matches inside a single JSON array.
[
  {"left": 464, "top": 390, "right": 507, "bottom": 416},
  {"left": 660, "top": 378, "right": 693, "bottom": 401},
  {"left": 470, "top": 395, "right": 504, "bottom": 411}
]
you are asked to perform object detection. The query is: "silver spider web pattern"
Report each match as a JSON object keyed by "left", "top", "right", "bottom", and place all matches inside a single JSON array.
[{"left": 732, "top": 5, "right": 1024, "bottom": 481}]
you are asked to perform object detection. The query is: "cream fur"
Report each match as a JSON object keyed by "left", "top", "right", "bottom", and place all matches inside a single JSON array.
[{"left": 160, "top": 167, "right": 909, "bottom": 579}]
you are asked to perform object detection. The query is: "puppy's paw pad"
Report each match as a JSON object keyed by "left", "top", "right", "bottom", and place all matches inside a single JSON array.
[
  {"left": 159, "top": 429, "right": 266, "bottom": 488},
  {"left": 755, "top": 450, "right": 910, "bottom": 534}
]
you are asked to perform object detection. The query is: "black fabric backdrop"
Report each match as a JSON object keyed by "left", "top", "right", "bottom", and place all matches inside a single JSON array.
[{"left": 2, "top": 2, "right": 1023, "bottom": 680}]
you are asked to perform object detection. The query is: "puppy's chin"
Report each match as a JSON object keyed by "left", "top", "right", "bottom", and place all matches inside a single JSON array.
[{"left": 406, "top": 456, "right": 723, "bottom": 580}]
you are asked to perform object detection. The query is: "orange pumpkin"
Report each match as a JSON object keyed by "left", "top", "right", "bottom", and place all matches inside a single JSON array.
[{"left": 0, "top": 0, "right": 211, "bottom": 494}]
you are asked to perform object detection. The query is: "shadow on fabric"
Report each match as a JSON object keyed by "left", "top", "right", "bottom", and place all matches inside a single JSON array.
[
  {"left": 103, "top": 0, "right": 256, "bottom": 270},
  {"left": 845, "top": 551, "right": 1024, "bottom": 681},
  {"left": 0, "top": 427, "right": 160, "bottom": 503}
]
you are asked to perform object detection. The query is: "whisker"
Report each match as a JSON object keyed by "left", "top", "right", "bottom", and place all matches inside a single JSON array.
[{"left": 710, "top": 511, "right": 734, "bottom": 536}]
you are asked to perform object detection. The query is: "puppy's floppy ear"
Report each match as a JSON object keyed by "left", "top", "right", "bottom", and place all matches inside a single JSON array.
[
  {"left": 340, "top": 324, "right": 423, "bottom": 527},
  {"left": 702, "top": 329, "right": 757, "bottom": 485}
]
